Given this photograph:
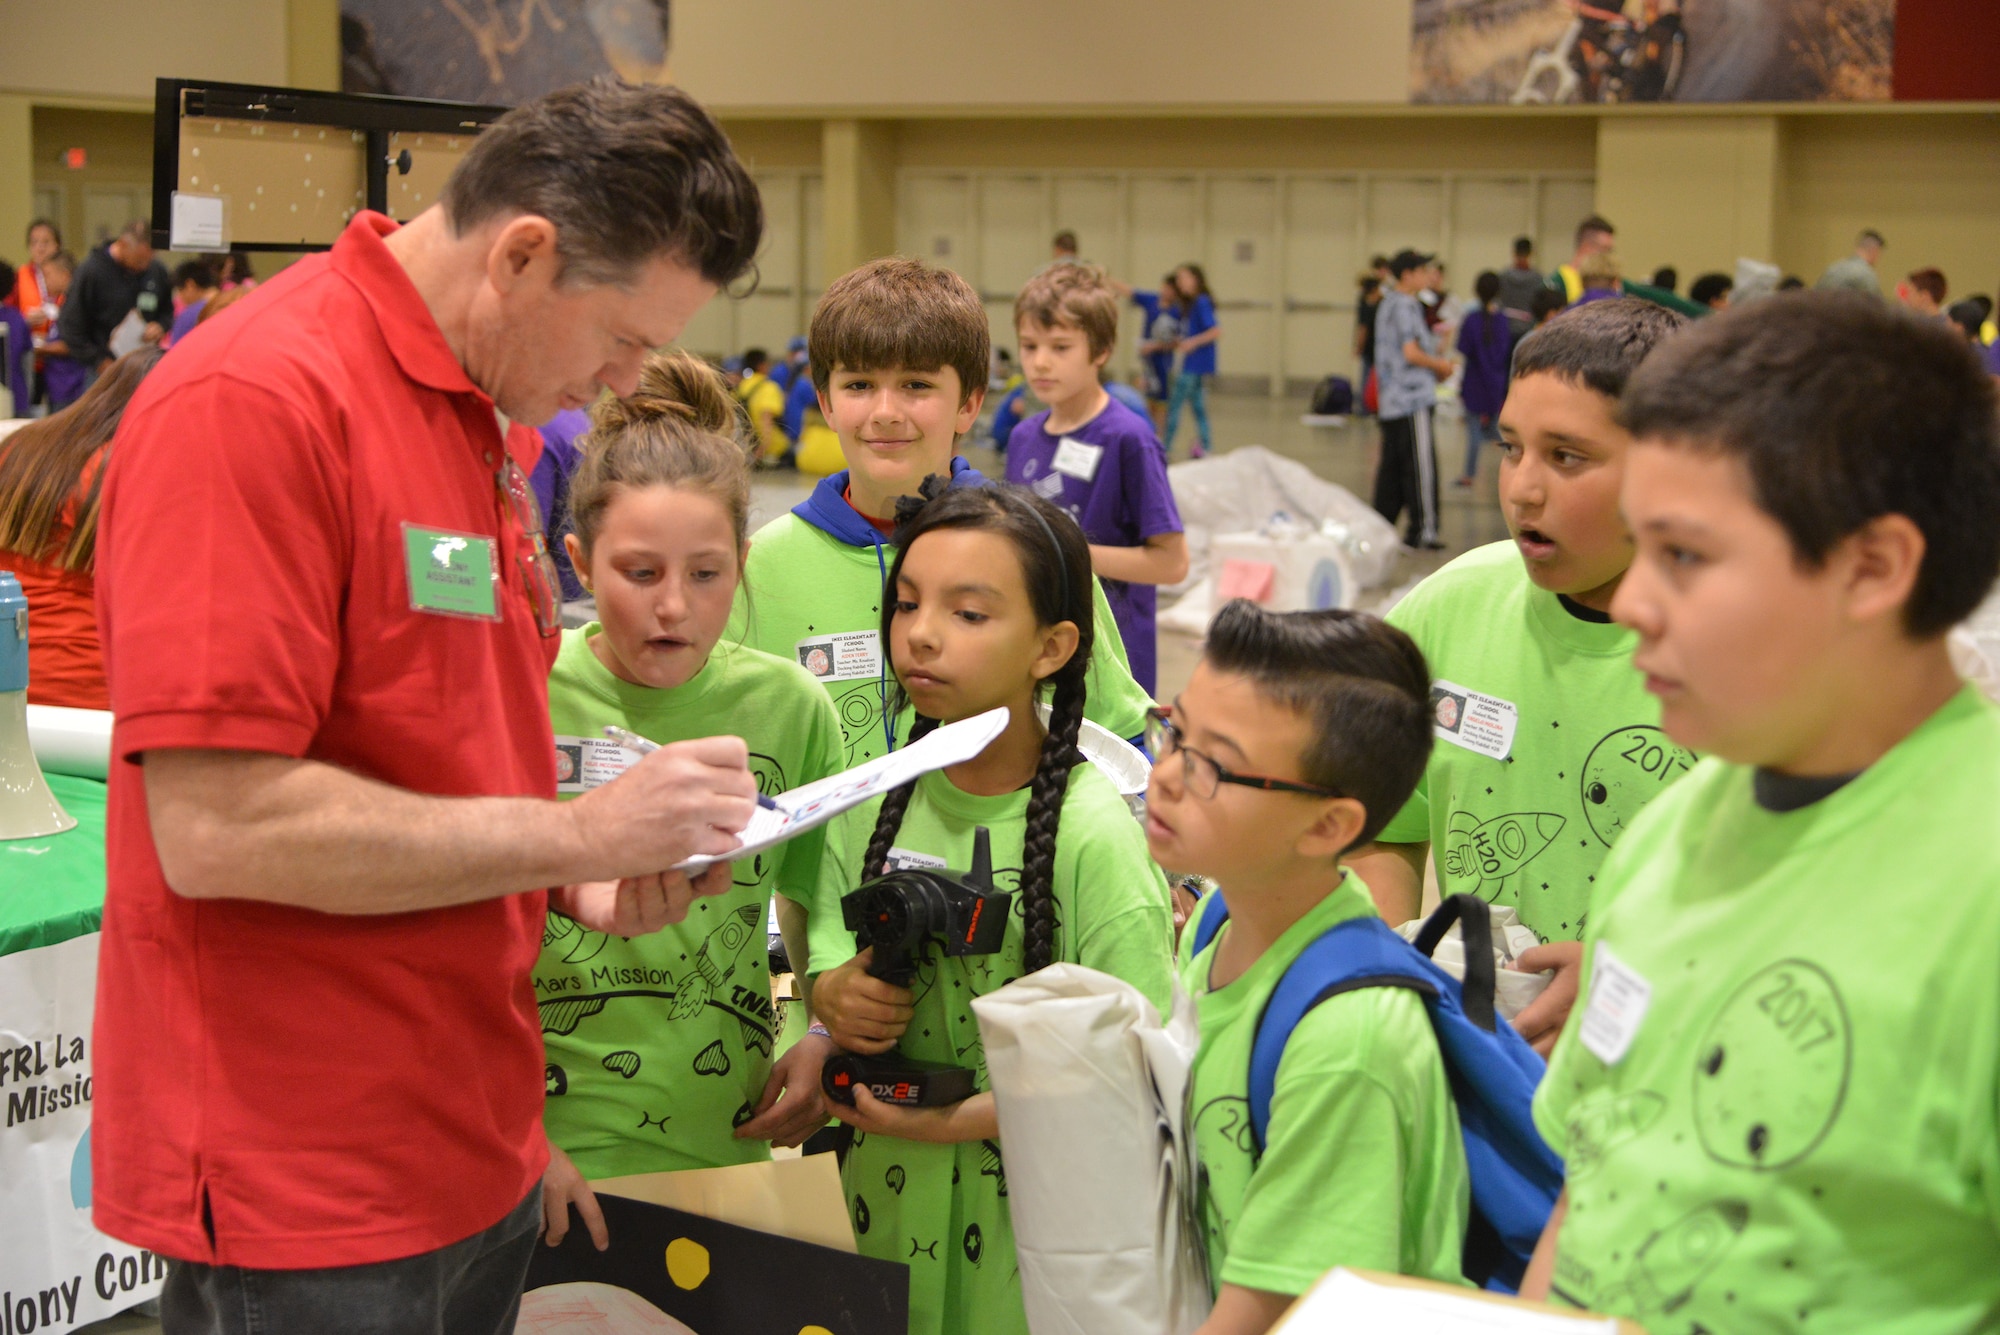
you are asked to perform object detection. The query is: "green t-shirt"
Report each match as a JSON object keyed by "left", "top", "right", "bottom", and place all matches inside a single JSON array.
[
  {"left": 537, "top": 626, "right": 845, "bottom": 1177},
  {"left": 1533, "top": 686, "right": 2000, "bottom": 1333},
  {"left": 812, "top": 762, "right": 1176, "bottom": 1335},
  {"left": 1178, "top": 877, "right": 1469, "bottom": 1295},
  {"left": 740, "top": 511, "right": 1156, "bottom": 771},
  {"left": 1379, "top": 541, "right": 1696, "bottom": 942}
]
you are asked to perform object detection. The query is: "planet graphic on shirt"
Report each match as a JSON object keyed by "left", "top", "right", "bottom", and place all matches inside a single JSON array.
[
  {"left": 1580, "top": 726, "right": 1697, "bottom": 847},
  {"left": 1691, "top": 959, "right": 1851, "bottom": 1170}
]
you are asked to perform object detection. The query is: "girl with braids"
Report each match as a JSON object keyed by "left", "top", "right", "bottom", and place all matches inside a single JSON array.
[
  {"left": 810, "top": 481, "right": 1175, "bottom": 1335},
  {"left": 532, "top": 350, "right": 846, "bottom": 1249}
]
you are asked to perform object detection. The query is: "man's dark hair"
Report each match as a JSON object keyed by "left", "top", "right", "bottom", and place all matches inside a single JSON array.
[
  {"left": 1859, "top": 228, "right": 1885, "bottom": 248},
  {"left": 1203, "top": 601, "right": 1432, "bottom": 851},
  {"left": 442, "top": 77, "right": 761, "bottom": 288},
  {"left": 1621, "top": 292, "right": 2000, "bottom": 638},
  {"left": 1511, "top": 297, "right": 1685, "bottom": 398},
  {"left": 1513, "top": 235, "right": 1534, "bottom": 259},
  {"left": 172, "top": 259, "right": 218, "bottom": 291},
  {"left": 1689, "top": 272, "right": 1734, "bottom": 307},
  {"left": 1575, "top": 214, "right": 1615, "bottom": 245},
  {"left": 1052, "top": 229, "right": 1078, "bottom": 253},
  {"left": 741, "top": 346, "right": 770, "bottom": 371},
  {"left": 1651, "top": 266, "right": 1678, "bottom": 292},
  {"left": 117, "top": 219, "right": 152, "bottom": 246},
  {"left": 1777, "top": 275, "right": 1805, "bottom": 291},
  {"left": 1530, "top": 287, "right": 1566, "bottom": 323}
]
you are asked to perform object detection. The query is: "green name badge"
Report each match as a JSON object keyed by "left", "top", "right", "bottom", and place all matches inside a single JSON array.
[{"left": 403, "top": 523, "right": 500, "bottom": 621}]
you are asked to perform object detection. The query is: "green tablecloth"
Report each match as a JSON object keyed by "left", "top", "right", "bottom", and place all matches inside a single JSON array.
[{"left": 0, "top": 771, "right": 108, "bottom": 956}]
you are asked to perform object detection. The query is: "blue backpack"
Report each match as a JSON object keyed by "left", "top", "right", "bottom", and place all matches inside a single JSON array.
[{"left": 1188, "top": 892, "right": 1563, "bottom": 1292}]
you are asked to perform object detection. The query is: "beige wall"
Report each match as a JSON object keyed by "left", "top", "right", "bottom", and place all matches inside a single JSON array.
[
  {"left": 675, "top": 0, "right": 1414, "bottom": 111},
  {"left": 0, "top": 0, "right": 288, "bottom": 102},
  {"left": 1780, "top": 113, "right": 2000, "bottom": 297},
  {"left": 1597, "top": 115, "right": 1781, "bottom": 281},
  {"left": 895, "top": 114, "right": 1597, "bottom": 173}
]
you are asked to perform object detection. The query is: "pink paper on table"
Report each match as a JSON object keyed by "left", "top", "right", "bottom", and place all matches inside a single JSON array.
[{"left": 1216, "top": 558, "right": 1277, "bottom": 603}]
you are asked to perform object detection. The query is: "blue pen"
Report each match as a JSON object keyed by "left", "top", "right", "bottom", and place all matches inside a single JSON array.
[{"left": 603, "top": 725, "right": 781, "bottom": 810}]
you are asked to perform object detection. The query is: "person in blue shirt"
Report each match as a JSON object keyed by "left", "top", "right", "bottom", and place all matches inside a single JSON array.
[
  {"left": 771, "top": 334, "right": 808, "bottom": 391},
  {"left": 781, "top": 361, "right": 818, "bottom": 442},
  {"left": 1164, "top": 264, "right": 1220, "bottom": 459},
  {"left": 1124, "top": 274, "right": 1181, "bottom": 437}
]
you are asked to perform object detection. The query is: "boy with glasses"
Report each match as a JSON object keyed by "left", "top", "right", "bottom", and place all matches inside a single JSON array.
[{"left": 1143, "top": 600, "right": 1470, "bottom": 1335}]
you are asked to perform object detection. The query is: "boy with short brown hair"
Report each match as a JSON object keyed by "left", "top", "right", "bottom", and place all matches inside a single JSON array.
[
  {"left": 740, "top": 257, "right": 1154, "bottom": 770},
  {"left": 1006, "top": 263, "right": 1186, "bottom": 694},
  {"left": 1525, "top": 292, "right": 2000, "bottom": 1331}
]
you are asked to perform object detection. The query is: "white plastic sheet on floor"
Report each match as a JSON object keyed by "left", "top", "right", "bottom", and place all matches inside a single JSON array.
[
  {"left": 1950, "top": 585, "right": 2000, "bottom": 705},
  {"left": 1159, "top": 446, "right": 1400, "bottom": 636},
  {"left": 973, "top": 965, "right": 1209, "bottom": 1335}
]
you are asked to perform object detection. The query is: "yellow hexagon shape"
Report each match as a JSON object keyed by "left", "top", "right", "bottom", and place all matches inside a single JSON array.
[{"left": 665, "top": 1237, "right": 711, "bottom": 1290}]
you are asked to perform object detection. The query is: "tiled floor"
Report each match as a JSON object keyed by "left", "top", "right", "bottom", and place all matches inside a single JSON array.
[{"left": 73, "top": 392, "right": 1504, "bottom": 1335}]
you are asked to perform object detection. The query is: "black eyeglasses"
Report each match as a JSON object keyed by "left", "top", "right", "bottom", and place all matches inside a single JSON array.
[
  {"left": 497, "top": 458, "right": 562, "bottom": 639},
  {"left": 1144, "top": 708, "right": 1345, "bottom": 802}
]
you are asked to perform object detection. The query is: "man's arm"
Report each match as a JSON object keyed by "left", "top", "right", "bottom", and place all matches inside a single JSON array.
[
  {"left": 1088, "top": 531, "right": 1189, "bottom": 586},
  {"left": 1344, "top": 840, "right": 1426, "bottom": 926},
  {"left": 143, "top": 737, "right": 756, "bottom": 915},
  {"left": 1402, "top": 337, "right": 1454, "bottom": 379}
]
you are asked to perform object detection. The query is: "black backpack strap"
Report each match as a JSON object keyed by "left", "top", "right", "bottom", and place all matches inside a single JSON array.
[{"left": 1410, "top": 894, "right": 1499, "bottom": 1033}]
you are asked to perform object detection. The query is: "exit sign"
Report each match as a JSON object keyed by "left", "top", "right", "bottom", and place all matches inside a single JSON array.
[{"left": 62, "top": 147, "right": 86, "bottom": 169}]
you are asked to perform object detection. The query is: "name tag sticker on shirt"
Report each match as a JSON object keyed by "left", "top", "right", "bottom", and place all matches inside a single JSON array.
[
  {"left": 1430, "top": 679, "right": 1519, "bottom": 761},
  {"left": 1579, "top": 943, "right": 1653, "bottom": 1066},
  {"left": 886, "top": 848, "right": 949, "bottom": 873},
  {"left": 796, "top": 629, "right": 882, "bottom": 683},
  {"left": 1052, "top": 437, "right": 1104, "bottom": 482},
  {"left": 403, "top": 523, "right": 500, "bottom": 621},
  {"left": 553, "top": 735, "right": 633, "bottom": 794}
]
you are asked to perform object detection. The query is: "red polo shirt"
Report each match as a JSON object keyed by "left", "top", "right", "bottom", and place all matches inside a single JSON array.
[{"left": 93, "top": 213, "right": 558, "bottom": 1268}]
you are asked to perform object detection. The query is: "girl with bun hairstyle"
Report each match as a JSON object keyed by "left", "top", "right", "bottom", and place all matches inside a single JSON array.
[
  {"left": 535, "top": 350, "right": 846, "bottom": 1248},
  {"left": 808, "top": 481, "right": 1176, "bottom": 1335}
]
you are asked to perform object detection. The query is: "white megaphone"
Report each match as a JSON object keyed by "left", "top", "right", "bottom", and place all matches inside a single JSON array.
[{"left": 0, "top": 570, "right": 77, "bottom": 839}]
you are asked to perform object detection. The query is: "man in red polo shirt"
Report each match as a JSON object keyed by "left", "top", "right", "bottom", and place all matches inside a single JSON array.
[{"left": 93, "top": 81, "right": 766, "bottom": 1334}]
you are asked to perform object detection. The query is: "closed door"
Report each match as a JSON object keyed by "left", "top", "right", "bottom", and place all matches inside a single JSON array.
[
  {"left": 84, "top": 185, "right": 149, "bottom": 247},
  {"left": 1537, "top": 178, "right": 1598, "bottom": 273},
  {"left": 1283, "top": 177, "right": 1361, "bottom": 382},
  {"left": 977, "top": 175, "right": 1048, "bottom": 353},
  {"left": 736, "top": 173, "right": 805, "bottom": 357},
  {"left": 1205, "top": 177, "right": 1276, "bottom": 387},
  {"left": 900, "top": 174, "right": 974, "bottom": 272},
  {"left": 1365, "top": 178, "right": 1444, "bottom": 263},
  {"left": 1450, "top": 179, "right": 1533, "bottom": 297}
]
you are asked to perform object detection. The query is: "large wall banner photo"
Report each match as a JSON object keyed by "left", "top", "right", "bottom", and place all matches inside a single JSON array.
[
  {"left": 341, "top": 0, "right": 672, "bottom": 102},
  {"left": 1411, "top": 0, "right": 1895, "bottom": 104}
]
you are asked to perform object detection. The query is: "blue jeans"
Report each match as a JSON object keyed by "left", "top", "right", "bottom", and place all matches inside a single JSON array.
[
  {"left": 1462, "top": 411, "right": 1502, "bottom": 479},
  {"left": 1165, "top": 371, "right": 1211, "bottom": 455},
  {"left": 159, "top": 1189, "right": 540, "bottom": 1335}
]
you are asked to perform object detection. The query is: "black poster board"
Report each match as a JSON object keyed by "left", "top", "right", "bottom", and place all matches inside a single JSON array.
[{"left": 522, "top": 1192, "right": 909, "bottom": 1335}]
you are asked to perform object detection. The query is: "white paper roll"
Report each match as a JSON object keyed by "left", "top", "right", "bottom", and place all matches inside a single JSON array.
[{"left": 26, "top": 703, "right": 112, "bottom": 779}]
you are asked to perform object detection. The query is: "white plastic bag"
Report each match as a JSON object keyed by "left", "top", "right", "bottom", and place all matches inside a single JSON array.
[
  {"left": 973, "top": 965, "right": 1209, "bottom": 1335},
  {"left": 1394, "top": 903, "right": 1553, "bottom": 1022}
]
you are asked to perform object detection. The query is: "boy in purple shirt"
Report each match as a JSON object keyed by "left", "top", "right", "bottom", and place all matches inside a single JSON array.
[
  {"left": 1453, "top": 270, "right": 1513, "bottom": 486},
  {"left": 1006, "top": 263, "right": 1188, "bottom": 694}
]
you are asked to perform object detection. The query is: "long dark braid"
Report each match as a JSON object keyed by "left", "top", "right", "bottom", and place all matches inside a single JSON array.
[{"left": 860, "top": 479, "right": 1096, "bottom": 973}]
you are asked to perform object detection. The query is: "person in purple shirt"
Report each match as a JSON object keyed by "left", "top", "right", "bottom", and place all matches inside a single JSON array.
[
  {"left": 1454, "top": 270, "right": 1514, "bottom": 486},
  {"left": 163, "top": 259, "right": 220, "bottom": 348},
  {"left": 533, "top": 407, "right": 592, "bottom": 601},
  {"left": 1006, "top": 263, "right": 1188, "bottom": 694}
]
